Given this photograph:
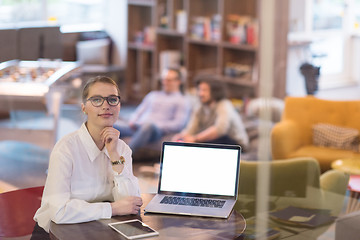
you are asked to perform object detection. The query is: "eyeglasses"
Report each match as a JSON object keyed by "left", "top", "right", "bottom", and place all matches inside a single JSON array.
[{"left": 86, "top": 95, "right": 121, "bottom": 107}]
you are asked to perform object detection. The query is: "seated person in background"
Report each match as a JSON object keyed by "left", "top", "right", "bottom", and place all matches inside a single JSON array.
[
  {"left": 172, "top": 77, "right": 249, "bottom": 150},
  {"left": 115, "top": 67, "right": 190, "bottom": 153},
  {"left": 32, "top": 76, "right": 142, "bottom": 238}
]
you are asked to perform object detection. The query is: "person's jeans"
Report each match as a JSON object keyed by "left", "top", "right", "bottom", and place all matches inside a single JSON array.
[
  {"left": 115, "top": 123, "right": 163, "bottom": 152},
  {"left": 204, "top": 135, "right": 238, "bottom": 146}
]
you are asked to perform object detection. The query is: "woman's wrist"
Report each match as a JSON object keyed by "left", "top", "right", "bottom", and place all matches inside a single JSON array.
[
  {"left": 111, "top": 156, "right": 125, "bottom": 165},
  {"left": 110, "top": 202, "right": 116, "bottom": 216},
  {"left": 111, "top": 162, "right": 124, "bottom": 174},
  {"left": 109, "top": 153, "right": 125, "bottom": 173},
  {"left": 109, "top": 151, "right": 120, "bottom": 162}
]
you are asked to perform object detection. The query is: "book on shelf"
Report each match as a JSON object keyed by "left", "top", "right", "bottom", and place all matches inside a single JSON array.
[
  {"left": 269, "top": 206, "right": 336, "bottom": 228},
  {"left": 203, "top": 17, "right": 211, "bottom": 41},
  {"left": 246, "top": 20, "right": 259, "bottom": 46},
  {"left": 176, "top": 10, "right": 187, "bottom": 33}
]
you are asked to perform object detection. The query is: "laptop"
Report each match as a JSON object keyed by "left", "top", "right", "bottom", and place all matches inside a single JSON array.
[{"left": 144, "top": 141, "right": 241, "bottom": 218}]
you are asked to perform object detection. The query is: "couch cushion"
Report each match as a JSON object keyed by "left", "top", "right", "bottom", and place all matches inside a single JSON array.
[
  {"left": 289, "top": 145, "right": 356, "bottom": 171},
  {"left": 313, "top": 123, "right": 360, "bottom": 152}
]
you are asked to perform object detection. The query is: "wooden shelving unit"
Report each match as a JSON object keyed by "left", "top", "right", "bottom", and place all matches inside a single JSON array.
[{"left": 126, "top": 0, "right": 259, "bottom": 101}]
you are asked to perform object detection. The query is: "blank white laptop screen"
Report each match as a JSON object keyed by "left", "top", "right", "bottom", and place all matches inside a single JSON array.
[{"left": 159, "top": 144, "right": 239, "bottom": 197}]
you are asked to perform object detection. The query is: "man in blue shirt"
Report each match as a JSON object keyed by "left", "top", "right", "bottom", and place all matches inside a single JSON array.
[{"left": 115, "top": 68, "right": 190, "bottom": 154}]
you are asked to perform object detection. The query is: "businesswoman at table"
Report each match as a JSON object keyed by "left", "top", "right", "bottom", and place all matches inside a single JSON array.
[{"left": 32, "top": 76, "right": 142, "bottom": 237}]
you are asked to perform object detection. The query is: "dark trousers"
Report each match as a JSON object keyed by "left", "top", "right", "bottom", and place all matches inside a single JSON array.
[
  {"left": 204, "top": 135, "right": 238, "bottom": 146},
  {"left": 30, "top": 222, "right": 50, "bottom": 240}
]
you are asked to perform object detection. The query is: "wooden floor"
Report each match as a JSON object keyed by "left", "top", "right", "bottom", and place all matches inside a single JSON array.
[{"left": 1, "top": 85, "right": 360, "bottom": 193}]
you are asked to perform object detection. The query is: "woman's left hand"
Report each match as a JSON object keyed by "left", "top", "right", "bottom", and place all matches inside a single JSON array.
[{"left": 100, "top": 127, "right": 120, "bottom": 156}]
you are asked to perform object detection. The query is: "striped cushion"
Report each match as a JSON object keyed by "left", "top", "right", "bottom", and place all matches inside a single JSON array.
[{"left": 313, "top": 123, "right": 360, "bottom": 152}]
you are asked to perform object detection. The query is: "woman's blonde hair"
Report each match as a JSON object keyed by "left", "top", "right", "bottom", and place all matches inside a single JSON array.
[{"left": 82, "top": 76, "right": 120, "bottom": 102}]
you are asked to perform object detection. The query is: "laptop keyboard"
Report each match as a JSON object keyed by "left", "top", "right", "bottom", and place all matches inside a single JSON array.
[{"left": 160, "top": 196, "right": 225, "bottom": 208}]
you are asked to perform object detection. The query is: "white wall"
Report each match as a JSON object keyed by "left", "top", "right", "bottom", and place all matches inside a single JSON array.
[
  {"left": 286, "top": 43, "right": 309, "bottom": 96},
  {"left": 104, "top": 0, "right": 127, "bottom": 67},
  {"left": 351, "top": 36, "right": 360, "bottom": 84},
  {"left": 289, "top": 0, "right": 306, "bottom": 32}
]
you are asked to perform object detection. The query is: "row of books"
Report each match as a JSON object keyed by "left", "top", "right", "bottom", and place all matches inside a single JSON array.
[
  {"left": 134, "top": 14, "right": 258, "bottom": 46},
  {"left": 189, "top": 14, "right": 258, "bottom": 46},
  {"left": 157, "top": 12, "right": 259, "bottom": 46},
  {"left": 190, "top": 14, "right": 222, "bottom": 42},
  {"left": 224, "top": 62, "right": 252, "bottom": 78},
  {"left": 226, "top": 14, "right": 258, "bottom": 46}
]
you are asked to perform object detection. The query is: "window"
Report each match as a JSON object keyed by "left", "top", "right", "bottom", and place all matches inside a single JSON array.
[
  {"left": 354, "top": 0, "right": 360, "bottom": 30},
  {"left": 0, "top": 0, "right": 107, "bottom": 29},
  {"left": 289, "top": 0, "right": 353, "bottom": 86},
  {"left": 312, "top": 0, "right": 344, "bottom": 30}
]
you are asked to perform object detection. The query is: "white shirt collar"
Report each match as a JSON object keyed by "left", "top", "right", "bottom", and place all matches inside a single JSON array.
[{"left": 78, "top": 123, "right": 110, "bottom": 162}]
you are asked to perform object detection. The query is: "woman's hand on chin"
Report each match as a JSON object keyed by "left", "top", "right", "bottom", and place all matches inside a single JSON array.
[{"left": 100, "top": 127, "right": 120, "bottom": 156}]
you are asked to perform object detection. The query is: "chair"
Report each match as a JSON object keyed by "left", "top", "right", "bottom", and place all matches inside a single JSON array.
[
  {"left": 271, "top": 96, "right": 360, "bottom": 172},
  {"left": 235, "top": 157, "right": 349, "bottom": 217},
  {"left": 0, "top": 186, "right": 44, "bottom": 238}
]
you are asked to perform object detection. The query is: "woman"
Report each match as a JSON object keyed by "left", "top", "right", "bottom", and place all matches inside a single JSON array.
[{"left": 32, "top": 76, "right": 142, "bottom": 238}]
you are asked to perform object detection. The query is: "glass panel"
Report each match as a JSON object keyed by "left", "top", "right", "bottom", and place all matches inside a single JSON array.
[{"left": 312, "top": 0, "right": 345, "bottom": 30}]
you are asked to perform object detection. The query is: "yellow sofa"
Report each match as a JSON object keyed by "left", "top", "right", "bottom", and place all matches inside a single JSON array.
[{"left": 271, "top": 96, "right": 360, "bottom": 172}]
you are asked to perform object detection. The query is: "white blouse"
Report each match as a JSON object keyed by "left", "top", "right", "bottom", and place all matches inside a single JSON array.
[{"left": 34, "top": 123, "right": 140, "bottom": 232}]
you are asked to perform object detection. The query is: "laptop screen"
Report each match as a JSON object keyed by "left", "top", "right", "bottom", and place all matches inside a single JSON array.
[{"left": 158, "top": 142, "right": 241, "bottom": 198}]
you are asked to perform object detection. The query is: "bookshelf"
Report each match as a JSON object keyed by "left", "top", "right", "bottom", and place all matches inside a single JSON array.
[{"left": 126, "top": 0, "right": 259, "bottom": 101}]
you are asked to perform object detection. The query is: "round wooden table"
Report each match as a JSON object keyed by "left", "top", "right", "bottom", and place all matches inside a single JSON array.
[
  {"left": 50, "top": 193, "right": 246, "bottom": 240},
  {"left": 331, "top": 158, "right": 360, "bottom": 175}
]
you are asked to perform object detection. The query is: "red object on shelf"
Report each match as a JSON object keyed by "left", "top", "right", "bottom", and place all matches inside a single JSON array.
[{"left": 0, "top": 186, "right": 44, "bottom": 237}]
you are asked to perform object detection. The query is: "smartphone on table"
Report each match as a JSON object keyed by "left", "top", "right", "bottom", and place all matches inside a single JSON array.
[{"left": 108, "top": 219, "right": 159, "bottom": 239}]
